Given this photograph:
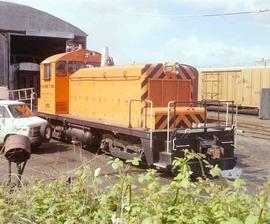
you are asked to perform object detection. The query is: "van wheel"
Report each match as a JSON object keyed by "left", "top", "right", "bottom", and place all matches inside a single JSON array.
[{"left": 41, "top": 125, "right": 52, "bottom": 142}]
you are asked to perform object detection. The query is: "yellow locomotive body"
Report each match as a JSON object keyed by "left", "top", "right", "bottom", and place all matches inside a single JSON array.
[
  {"left": 38, "top": 49, "right": 204, "bottom": 130},
  {"left": 69, "top": 63, "right": 204, "bottom": 130}
]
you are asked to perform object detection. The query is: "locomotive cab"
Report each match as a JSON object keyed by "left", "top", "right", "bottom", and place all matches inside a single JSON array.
[{"left": 38, "top": 49, "right": 101, "bottom": 115}]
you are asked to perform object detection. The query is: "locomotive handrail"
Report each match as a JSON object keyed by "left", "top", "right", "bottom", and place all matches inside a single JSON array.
[
  {"left": 166, "top": 101, "right": 175, "bottom": 154},
  {"left": 225, "top": 102, "right": 229, "bottom": 126},
  {"left": 128, "top": 99, "right": 153, "bottom": 150},
  {"left": 70, "top": 75, "right": 140, "bottom": 81},
  {"left": 166, "top": 100, "right": 236, "bottom": 154},
  {"left": 171, "top": 100, "right": 235, "bottom": 127},
  {"left": 234, "top": 103, "right": 239, "bottom": 148},
  {"left": 202, "top": 100, "right": 235, "bottom": 126}
]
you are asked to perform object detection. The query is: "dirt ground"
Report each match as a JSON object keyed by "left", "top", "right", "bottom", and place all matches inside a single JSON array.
[
  {"left": 0, "top": 131, "right": 269, "bottom": 193},
  {"left": 234, "top": 134, "right": 270, "bottom": 191}
]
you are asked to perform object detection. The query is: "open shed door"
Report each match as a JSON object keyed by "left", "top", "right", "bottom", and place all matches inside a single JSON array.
[{"left": 0, "top": 34, "right": 9, "bottom": 86}]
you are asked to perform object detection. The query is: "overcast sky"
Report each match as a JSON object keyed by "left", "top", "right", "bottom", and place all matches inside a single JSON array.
[{"left": 4, "top": 0, "right": 270, "bottom": 68}]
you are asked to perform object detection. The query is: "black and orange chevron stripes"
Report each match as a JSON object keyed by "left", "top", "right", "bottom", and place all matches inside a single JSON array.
[
  {"left": 140, "top": 63, "right": 198, "bottom": 101},
  {"left": 177, "top": 64, "right": 199, "bottom": 100},
  {"left": 141, "top": 63, "right": 164, "bottom": 100},
  {"left": 155, "top": 113, "right": 205, "bottom": 130},
  {"left": 140, "top": 63, "right": 200, "bottom": 130}
]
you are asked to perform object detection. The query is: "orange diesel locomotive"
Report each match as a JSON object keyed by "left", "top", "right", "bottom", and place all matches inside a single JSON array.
[{"left": 37, "top": 49, "right": 236, "bottom": 174}]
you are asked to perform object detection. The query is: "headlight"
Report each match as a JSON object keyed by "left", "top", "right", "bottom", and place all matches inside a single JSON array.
[
  {"left": 164, "top": 65, "right": 174, "bottom": 72},
  {"left": 30, "top": 126, "right": 41, "bottom": 137}
]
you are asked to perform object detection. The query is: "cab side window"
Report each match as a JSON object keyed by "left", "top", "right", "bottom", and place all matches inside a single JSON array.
[
  {"left": 44, "top": 63, "right": 51, "bottom": 80},
  {"left": 56, "top": 61, "right": 67, "bottom": 77},
  {"left": 86, "top": 62, "right": 100, "bottom": 67},
  {"left": 0, "top": 106, "right": 10, "bottom": 118},
  {"left": 68, "top": 61, "right": 86, "bottom": 75}
]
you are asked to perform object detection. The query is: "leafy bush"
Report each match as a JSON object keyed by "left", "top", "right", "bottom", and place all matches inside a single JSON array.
[{"left": 0, "top": 153, "right": 269, "bottom": 224}]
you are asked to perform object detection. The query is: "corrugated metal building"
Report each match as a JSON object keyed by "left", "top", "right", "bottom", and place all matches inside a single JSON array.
[{"left": 0, "top": 1, "right": 87, "bottom": 96}]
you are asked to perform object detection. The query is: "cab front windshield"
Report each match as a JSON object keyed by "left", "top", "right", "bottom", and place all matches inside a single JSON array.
[{"left": 8, "top": 104, "right": 33, "bottom": 118}]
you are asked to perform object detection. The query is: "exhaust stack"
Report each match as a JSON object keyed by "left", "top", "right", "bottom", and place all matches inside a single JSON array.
[{"left": 101, "top": 47, "right": 114, "bottom": 66}]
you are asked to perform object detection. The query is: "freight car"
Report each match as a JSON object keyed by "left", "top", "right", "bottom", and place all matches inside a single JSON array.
[
  {"left": 199, "top": 66, "right": 270, "bottom": 109},
  {"left": 37, "top": 49, "right": 237, "bottom": 175}
]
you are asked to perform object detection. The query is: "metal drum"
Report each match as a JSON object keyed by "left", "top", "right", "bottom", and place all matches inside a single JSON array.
[{"left": 4, "top": 135, "right": 31, "bottom": 163}]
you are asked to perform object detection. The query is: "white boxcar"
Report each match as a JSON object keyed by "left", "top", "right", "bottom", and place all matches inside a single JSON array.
[{"left": 199, "top": 66, "right": 270, "bottom": 108}]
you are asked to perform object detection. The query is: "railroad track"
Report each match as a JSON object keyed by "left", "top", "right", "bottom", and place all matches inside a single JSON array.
[
  {"left": 236, "top": 123, "right": 270, "bottom": 140},
  {"left": 208, "top": 113, "right": 270, "bottom": 140}
]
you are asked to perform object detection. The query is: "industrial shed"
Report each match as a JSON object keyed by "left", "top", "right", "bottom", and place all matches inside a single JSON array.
[{"left": 0, "top": 1, "right": 87, "bottom": 96}]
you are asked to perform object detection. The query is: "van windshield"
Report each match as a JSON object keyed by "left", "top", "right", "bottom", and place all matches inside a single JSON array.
[{"left": 8, "top": 104, "right": 33, "bottom": 118}]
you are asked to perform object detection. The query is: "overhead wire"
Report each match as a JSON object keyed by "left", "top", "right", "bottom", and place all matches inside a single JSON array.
[{"left": 127, "top": 9, "right": 270, "bottom": 19}]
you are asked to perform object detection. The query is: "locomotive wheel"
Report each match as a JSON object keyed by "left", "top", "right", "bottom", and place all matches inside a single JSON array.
[{"left": 139, "top": 152, "right": 149, "bottom": 168}]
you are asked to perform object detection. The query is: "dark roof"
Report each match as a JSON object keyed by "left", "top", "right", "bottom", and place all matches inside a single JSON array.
[{"left": 0, "top": 1, "right": 87, "bottom": 38}]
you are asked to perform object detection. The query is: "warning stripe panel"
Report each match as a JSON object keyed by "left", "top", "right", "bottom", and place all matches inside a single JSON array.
[
  {"left": 154, "top": 113, "right": 205, "bottom": 130},
  {"left": 189, "top": 113, "right": 200, "bottom": 124},
  {"left": 182, "top": 116, "right": 192, "bottom": 128},
  {"left": 181, "top": 64, "right": 195, "bottom": 79},
  {"left": 141, "top": 63, "right": 163, "bottom": 100},
  {"left": 175, "top": 65, "right": 196, "bottom": 101},
  {"left": 173, "top": 115, "right": 183, "bottom": 127},
  {"left": 195, "top": 114, "right": 204, "bottom": 123},
  {"left": 178, "top": 65, "right": 192, "bottom": 80},
  {"left": 140, "top": 63, "right": 200, "bottom": 119},
  {"left": 141, "top": 91, "right": 148, "bottom": 100},
  {"left": 176, "top": 120, "right": 188, "bottom": 128},
  {"left": 185, "top": 114, "right": 195, "bottom": 126},
  {"left": 141, "top": 64, "right": 163, "bottom": 88},
  {"left": 178, "top": 72, "right": 186, "bottom": 80},
  {"left": 142, "top": 64, "right": 151, "bottom": 74},
  {"left": 142, "top": 63, "right": 197, "bottom": 81},
  {"left": 155, "top": 115, "right": 167, "bottom": 129},
  {"left": 141, "top": 63, "right": 198, "bottom": 101}
]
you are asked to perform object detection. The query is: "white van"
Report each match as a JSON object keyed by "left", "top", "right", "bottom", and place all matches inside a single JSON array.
[{"left": 0, "top": 100, "right": 51, "bottom": 146}]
